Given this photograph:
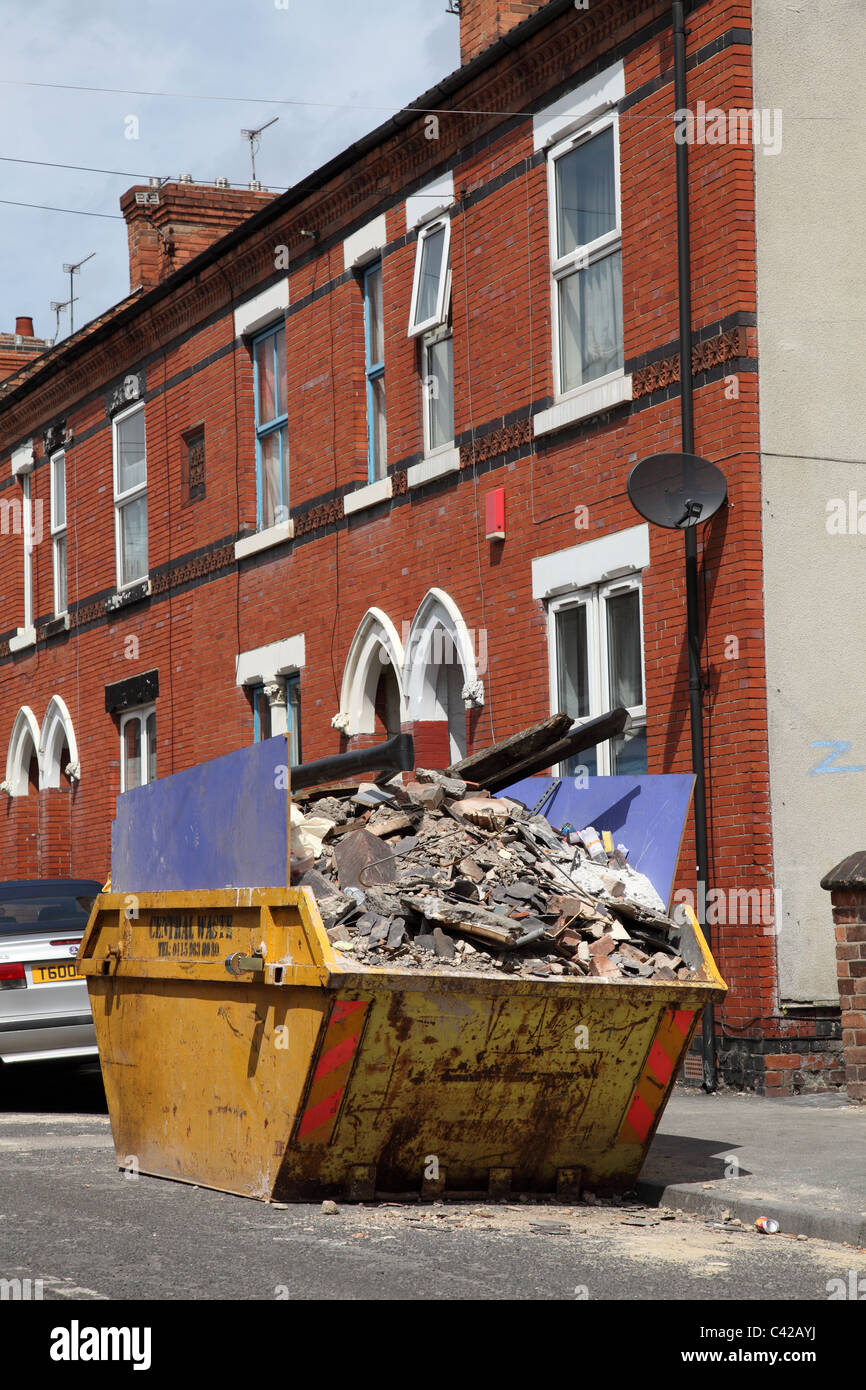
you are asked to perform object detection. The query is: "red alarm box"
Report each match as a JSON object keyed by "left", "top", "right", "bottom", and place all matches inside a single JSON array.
[{"left": 485, "top": 486, "right": 505, "bottom": 540}]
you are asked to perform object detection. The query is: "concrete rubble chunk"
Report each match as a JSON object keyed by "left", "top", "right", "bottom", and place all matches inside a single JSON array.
[
  {"left": 450, "top": 796, "right": 511, "bottom": 829},
  {"left": 415, "top": 768, "right": 468, "bottom": 798},
  {"left": 406, "top": 782, "right": 445, "bottom": 810},
  {"left": 369, "top": 918, "right": 390, "bottom": 946},
  {"left": 432, "top": 927, "right": 456, "bottom": 961},
  {"left": 366, "top": 808, "right": 416, "bottom": 839}
]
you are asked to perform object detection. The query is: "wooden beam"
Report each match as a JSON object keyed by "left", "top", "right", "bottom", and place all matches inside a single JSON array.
[
  {"left": 482, "top": 708, "right": 632, "bottom": 793},
  {"left": 446, "top": 712, "right": 572, "bottom": 783}
]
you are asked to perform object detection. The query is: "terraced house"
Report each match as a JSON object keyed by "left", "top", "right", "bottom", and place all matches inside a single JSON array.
[{"left": 0, "top": 0, "right": 861, "bottom": 1092}]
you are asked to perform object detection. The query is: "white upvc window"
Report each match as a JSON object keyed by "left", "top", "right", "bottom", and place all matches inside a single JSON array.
[
  {"left": 548, "top": 575, "right": 646, "bottom": 776},
  {"left": 120, "top": 705, "right": 156, "bottom": 791},
  {"left": 50, "top": 449, "right": 67, "bottom": 616},
  {"left": 421, "top": 322, "right": 454, "bottom": 456},
  {"left": 548, "top": 112, "right": 623, "bottom": 399},
  {"left": 113, "top": 403, "right": 147, "bottom": 588},
  {"left": 22, "top": 473, "right": 34, "bottom": 633},
  {"left": 408, "top": 216, "right": 451, "bottom": 338}
]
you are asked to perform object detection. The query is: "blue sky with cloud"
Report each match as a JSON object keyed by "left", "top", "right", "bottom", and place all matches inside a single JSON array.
[{"left": 0, "top": 0, "right": 459, "bottom": 340}]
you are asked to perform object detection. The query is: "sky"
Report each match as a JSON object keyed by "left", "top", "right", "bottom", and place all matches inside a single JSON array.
[{"left": 0, "top": 0, "right": 460, "bottom": 341}]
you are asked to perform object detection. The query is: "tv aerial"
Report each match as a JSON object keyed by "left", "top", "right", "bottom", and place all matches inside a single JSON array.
[
  {"left": 61, "top": 251, "right": 95, "bottom": 335},
  {"left": 50, "top": 299, "right": 71, "bottom": 341},
  {"left": 241, "top": 116, "right": 279, "bottom": 186},
  {"left": 627, "top": 452, "right": 727, "bottom": 530}
]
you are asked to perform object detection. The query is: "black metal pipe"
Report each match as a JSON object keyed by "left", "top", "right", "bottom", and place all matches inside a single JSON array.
[
  {"left": 291, "top": 732, "right": 415, "bottom": 792},
  {"left": 673, "top": 0, "right": 716, "bottom": 1090}
]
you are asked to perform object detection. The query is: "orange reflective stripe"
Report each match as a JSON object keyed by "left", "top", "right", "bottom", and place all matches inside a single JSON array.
[
  {"left": 312, "top": 1030, "right": 364, "bottom": 1084},
  {"left": 616, "top": 1006, "right": 696, "bottom": 1146},
  {"left": 298, "top": 1087, "right": 345, "bottom": 1139},
  {"left": 672, "top": 1008, "right": 693, "bottom": 1038},
  {"left": 331, "top": 999, "right": 366, "bottom": 1026},
  {"left": 295, "top": 997, "right": 368, "bottom": 1144},
  {"left": 624, "top": 1092, "right": 655, "bottom": 1144},
  {"left": 647, "top": 1037, "right": 675, "bottom": 1087}
]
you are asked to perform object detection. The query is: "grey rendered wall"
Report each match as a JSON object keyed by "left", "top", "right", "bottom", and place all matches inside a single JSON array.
[{"left": 753, "top": 0, "right": 866, "bottom": 1000}]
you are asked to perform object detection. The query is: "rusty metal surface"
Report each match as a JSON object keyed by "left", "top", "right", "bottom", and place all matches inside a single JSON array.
[{"left": 78, "top": 892, "right": 725, "bottom": 1202}]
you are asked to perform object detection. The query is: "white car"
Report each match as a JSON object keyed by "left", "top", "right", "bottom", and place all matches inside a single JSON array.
[{"left": 0, "top": 879, "right": 103, "bottom": 1065}]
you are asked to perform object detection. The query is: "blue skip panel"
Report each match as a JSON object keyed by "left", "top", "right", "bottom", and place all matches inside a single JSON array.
[
  {"left": 111, "top": 738, "right": 289, "bottom": 893},
  {"left": 499, "top": 774, "right": 695, "bottom": 911}
]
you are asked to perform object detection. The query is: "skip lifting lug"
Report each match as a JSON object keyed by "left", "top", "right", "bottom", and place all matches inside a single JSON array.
[{"left": 224, "top": 952, "right": 265, "bottom": 976}]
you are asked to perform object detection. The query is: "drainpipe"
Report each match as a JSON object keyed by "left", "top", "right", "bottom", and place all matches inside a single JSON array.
[{"left": 672, "top": 0, "right": 716, "bottom": 1091}]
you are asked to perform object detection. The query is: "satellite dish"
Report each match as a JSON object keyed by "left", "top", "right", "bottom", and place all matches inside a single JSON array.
[{"left": 627, "top": 452, "right": 727, "bottom": 529}]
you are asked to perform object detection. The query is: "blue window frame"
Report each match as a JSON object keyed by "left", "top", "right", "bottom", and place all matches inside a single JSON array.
[
  {"left": 363, "top": 262, "right": 387, "bottom": 482},
  {"left": 253, "top": 323, "right": 289, "bottom": 530},
  {"left": 252, "top": 676, "right": 302, "bottom": 768},
  {"left": 287, "top": 676, "right": 301, "bottom": 767},
  {"left": 252, "top": 685, "right": 271, "bottom": 744}
]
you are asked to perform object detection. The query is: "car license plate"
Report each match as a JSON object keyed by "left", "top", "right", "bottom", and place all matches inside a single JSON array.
[{"left": 31, "top": 962, "right": 83, "bottom": 984}]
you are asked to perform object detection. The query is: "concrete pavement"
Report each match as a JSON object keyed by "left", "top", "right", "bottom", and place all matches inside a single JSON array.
[{"left": 641, "top": 1089, "right": 866, "bottom": 1247}]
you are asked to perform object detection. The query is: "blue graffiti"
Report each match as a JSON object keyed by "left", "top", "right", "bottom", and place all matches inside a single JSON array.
[{"left": 808, "top": 740, "right": 866, "bottom": 776}]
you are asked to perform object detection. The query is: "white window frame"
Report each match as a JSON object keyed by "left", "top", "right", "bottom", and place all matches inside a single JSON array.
[
  {"left": 548, "top": 573, "right": 646, "bottom": 776},
  {"left": 408, "top": 216, "right": 452, "bottom": 338},
  {"left": 421, "top": 320, "right": 455, "bottom": 458},
  {"left": 21, "top": 473, "right": 33, "bottom": 633},
  {"left": 547, "top": 110, "right": 623, "bottom": 403},
  {"left": 119, "top": 704, "right": 156, "bottom": 792},
  {"left": 50, "top": 448, "right": 67, "bottom": 616},
  {"left": 112, "top": 401, "right": 147, "bottom": 590}
]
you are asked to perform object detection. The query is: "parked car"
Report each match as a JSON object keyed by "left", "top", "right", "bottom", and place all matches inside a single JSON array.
[{"left": 0, "top": 879, "right": 103, "bottom": 1065}]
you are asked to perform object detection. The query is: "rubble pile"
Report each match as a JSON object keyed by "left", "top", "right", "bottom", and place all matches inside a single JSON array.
[{"left": 291, "top": 769, "right": 697, "bottom": 982}]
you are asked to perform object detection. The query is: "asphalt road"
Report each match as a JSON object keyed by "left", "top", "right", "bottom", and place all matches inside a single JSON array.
[{"left": 1, "top": 1061, "right": 864, "bottom": 1304}]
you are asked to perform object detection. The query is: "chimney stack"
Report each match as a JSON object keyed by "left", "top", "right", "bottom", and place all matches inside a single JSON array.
[
  {"left": 120, "top": 180, "right": 275, "bottom": 294},
  {"left": 459, "top": 0, "right": 550, "bottom": 65},
  {"left": 0, "top": 317, "right": 50, "bottom": 385}
]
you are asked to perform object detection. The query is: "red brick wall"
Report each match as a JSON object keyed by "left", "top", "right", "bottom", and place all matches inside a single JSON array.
[
  {"left": 0, "top": 338, "right": 47, "bottom": 384},
  {"left": 0, "top": 0, "right": 820, "bottom": 1080},
  {"left": 828, "top": 888, "right": 866, "bottom": 1101}
]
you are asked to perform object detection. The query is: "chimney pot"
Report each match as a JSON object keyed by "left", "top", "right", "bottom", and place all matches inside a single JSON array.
[{"left": 15, "top": 316, "right": 34, "bottom": 337}]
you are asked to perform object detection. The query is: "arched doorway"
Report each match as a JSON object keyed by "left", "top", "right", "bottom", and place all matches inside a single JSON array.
[
  {"left": 337, "top": 608, "right": 407, "bottom": 738},
  {"left": 404, "top": 589, "right": 483, "bottom": 766}
]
